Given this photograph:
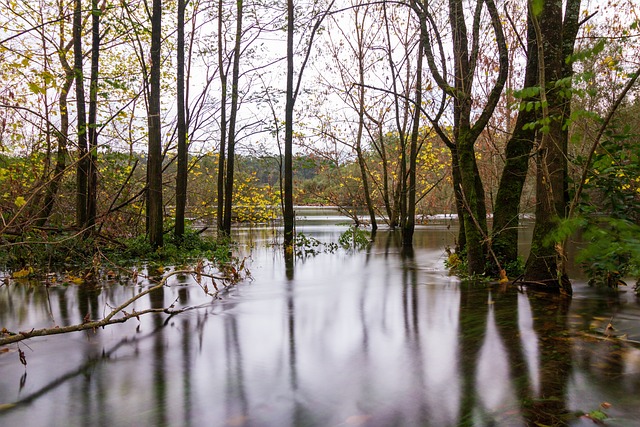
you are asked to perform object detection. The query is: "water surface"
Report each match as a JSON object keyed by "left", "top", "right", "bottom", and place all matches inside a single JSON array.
[{"left": 1, "top": 210, "right": 640, "bottom": 426}]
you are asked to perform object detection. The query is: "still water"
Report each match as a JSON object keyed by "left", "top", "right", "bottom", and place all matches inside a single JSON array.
[{"left": 1, "top": 208, "right": 640, "bottom": 426}]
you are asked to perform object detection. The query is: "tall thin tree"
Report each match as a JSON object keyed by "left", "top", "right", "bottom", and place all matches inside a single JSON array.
[
  {"left": 175, "top": 0, "right": 188, "bottom": 239},
  {"left": 222, "top": 0, "right": 243, "bottom": 235},
  {"left": 216, "top": 0, "right": 227, "bottom": 235},
  {"left": 283, "top": 0, "right": 295, "bottom": 247},
  {"left": 283, "top": 0, "right": 335, "bottom": 247},
  {"left": 37, "top": 2, "right": 75, "bottom": 227},
  {"left": 402, "top": 34, "right": 424, "bottom": 246},
  {"left": 147, "top": 0, "right": 163, "bottom": 247},
  {"left": 73, "top": 0, "right": 88, "bottom": 228},
  {"left": 86, "top": 0, "right": 101, "bottom": 230}
]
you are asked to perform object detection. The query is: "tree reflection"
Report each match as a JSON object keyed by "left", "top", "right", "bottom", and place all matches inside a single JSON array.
[
  {"left": 223, "top": 295, "right": 248, "bottom": 423},
  {"left": 149, "top": 274, "right": 167, "bottom": 427},
  {"left": 400, "top": 245, "right": 429, "bottom": 423},
  {"left": 523, "top": 292, "right": 572, "bottom": 425},
  {"left": 457, "top": 284, "right": 489, "bottom": 426},
  {"left": 77, "top": 280, "right": 100, "bottom": 327},
  {"left": 455, "top": 285, "right": 574, "bottom": 425}
]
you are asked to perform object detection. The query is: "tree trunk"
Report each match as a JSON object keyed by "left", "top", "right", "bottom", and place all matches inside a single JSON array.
[
  {"left": 73, "top": 0, "right": 88, "bottom": 228},
  {"left": 523, "top": 0, "right": 575, "bottom": 294},
  {"left": 147, "top": 0, "right": 163, "bottom": 248},
  {"left": 457, "top": 131, "right": 488, "bottom": 275},
  {"left": 216, "top": 0, "right": 227, "bottom": 235},
  {"left": 355, "top": 145, "right": 376, "bottom": 231},
  {"left": 450, "top": 145, "right": 466, "bottom": 252},
  {"left": 283, "top": 0, "right": 295, "bottom": 247},
  {"left": 282, "top": 0, "right": 333, "bottom": 246},
  {"left": 37, "top": 32, "right": 75, "bottom": 227},
  {"left": 354, "top": 7, "right": 376, "bottom": 231},
  {"left": 86, "top": 0, "right": 100, "bottom": 231},
  {"left": 411, "top": 0, "right": 507, "bottom": 274},
  {"left": 492, "top": 5, "right": 538, "bottom": 271},
  {"left": 560, "top": 0, "right": 581, "bottom": 210},
  {"left": 402, "top": 35, "right": 424, "bottom": 247},
  {"left": 222, "top": 0, "right": 243, "bottom": 236},
  {"left": 449, "top": 0, "right": 486, "bottom": 275},
  {"left": 175, "top": 0, "right": 187, "bottom": 240}
]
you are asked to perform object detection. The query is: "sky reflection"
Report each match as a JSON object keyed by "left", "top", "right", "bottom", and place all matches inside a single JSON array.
[{"left": 2, "top": 219, "right": 640, "bottom": 426}]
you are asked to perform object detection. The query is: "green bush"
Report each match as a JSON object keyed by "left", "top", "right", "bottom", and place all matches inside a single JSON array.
[{"left": 338, "top": 226, "right": 370, "bottom": 250}]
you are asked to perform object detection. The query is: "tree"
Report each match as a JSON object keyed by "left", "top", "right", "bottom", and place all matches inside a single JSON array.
[
  {"left": 73, "top": 0, "right": 88, "bottom": 228},
  {"left": 175, "top": 0, "right": 187, "bottom": 239},
  {"left": 147, "top": 0, "right": 163, "bottom": 248},
  {"left": 215, "top": 0, "right": 228, "bottom": 235},
  {"left": 36, "top": 0, "right": 76, "bottom": 227},
  {"left": 492, "top": 2, "right": 539, "bottom": 272},
  {"left": 283, "top": 0, "right": 335, "bottom": 247},
  {"left": 323, "top": 0, "right": 380, "bottom": 231},
  {"left": 411, "top": 0, "right": 508, "bottom": 275},
  {"left": 283, "top": 0, "right": 296, "bottom": 247},
  {"left": 402, "top": 34, "right": 423, "bottom": 246},
  {"left": 222, "top": 0, "right": 243, "bottom": 236},
  {"left": 522, "top": 0, "right": 581, "bottom": 294},
  {"left": 381, "top": 2, "right": 415, "bottom": 235},
  {"left": 86, "top": 0, "right": 101, "bottom": 230}
]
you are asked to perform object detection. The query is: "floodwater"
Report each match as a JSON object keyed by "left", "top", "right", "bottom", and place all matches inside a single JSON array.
[{"left": 1, "top": 208, "right": 640, "bottom": 426}]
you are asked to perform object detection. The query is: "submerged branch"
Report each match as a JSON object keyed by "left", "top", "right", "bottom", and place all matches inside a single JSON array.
[{"left": 0, "top": 269, "right": 240, "bottom": 347}]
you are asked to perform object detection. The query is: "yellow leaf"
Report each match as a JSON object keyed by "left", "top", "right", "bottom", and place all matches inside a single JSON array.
[
  {"left": 14, "top": 196, "right": 26, "bottom": 208},
  {"left": 12, "top": 267, "right": 33, "bottom": 278},
  {"left": 69, "top": 276, "right": 84, "bottom": 285},
  {"left": 498, "top": 269, "right": 509, "bottom": 283}
]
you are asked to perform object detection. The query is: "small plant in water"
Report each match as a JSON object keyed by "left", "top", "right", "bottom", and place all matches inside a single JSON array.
[
  {"left": 293, "top": 233, "right": 339, "bottom": 257},
  {"left": 582, "top": 402, "right": 612, "bottom": 424},
  {"left": 338, "top": 226, "right": 370, "bottom": 250},
  {"left": 443, "top": 247, "right": 492, "bottom": 285},
  {"left": 294, "top": 232, "right": 323, "bottom": 257}
]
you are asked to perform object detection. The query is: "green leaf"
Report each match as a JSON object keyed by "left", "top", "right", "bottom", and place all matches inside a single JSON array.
[
  {"left": 27, "top": 82, "right": 43, "bottom": 95},
  {"left": 531, "top": 0, "right": 543, "bottom": 16}
]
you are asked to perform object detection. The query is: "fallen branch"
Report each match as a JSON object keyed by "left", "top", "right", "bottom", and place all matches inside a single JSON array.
[
  {"left": 0, "top": 268, "right": 239, "bottom": 347},
  {"left": 0, "top": 314, "right": 179, "bottom": 413}
]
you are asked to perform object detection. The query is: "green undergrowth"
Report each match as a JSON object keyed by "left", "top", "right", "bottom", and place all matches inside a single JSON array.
[
  {"left": 444, "top": 248, "right": 489, "bottom": 284},
  {"left": 0, "top": 226, "right": 235, "bottom": 276},
  {"left": 444, "top": 247, "right": 523, "bottom": 285},
  {"left": 114, "top": 228, "right": 233, "bottom": 266},
  {"left": 338, "top": 226, "right": 371, "bottom": 250}
]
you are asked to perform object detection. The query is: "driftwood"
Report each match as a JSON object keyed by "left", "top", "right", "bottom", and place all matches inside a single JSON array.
[{"left": 0, "top": 268, "right": 238, "bottom": 347}]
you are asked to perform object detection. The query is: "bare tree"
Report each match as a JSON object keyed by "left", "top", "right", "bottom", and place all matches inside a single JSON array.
[
  {"left": 86, "top": 0, "right": 101, "bottom": 230},
  {"left": 283, "top": 0, "right": 335, "bottom": 247},
  {"left": 411, "top": 0, "right": 508, "bottom": 274},
  {"left": 147, "top": 0, "right": 163, "bottom": 248},
  {"left": 73, "top": 0, "right": 88, "bottom": 228},
  {"left": 175, "top": 0, "right": 188, "bottom": 239}
]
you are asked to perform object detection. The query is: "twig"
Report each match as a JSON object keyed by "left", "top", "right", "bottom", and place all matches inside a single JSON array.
[
  {"left": 458, "top": 184, "right": 503, "bottom": 274},
  {"left": 0, "top": 268, "right": 238, "bottom": 346},
  {"left": 567, "top": 64, "right": 640, "bottom": 220}
]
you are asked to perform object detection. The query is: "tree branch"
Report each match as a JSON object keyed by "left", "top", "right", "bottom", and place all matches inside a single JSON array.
[{"left": 1, "top": 268, "right": 241, "bottom": 347}]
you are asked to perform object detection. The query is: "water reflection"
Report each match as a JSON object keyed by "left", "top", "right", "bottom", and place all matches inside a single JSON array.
[{"left": 2, "top": 215, "right": 640, "bottom": 425}]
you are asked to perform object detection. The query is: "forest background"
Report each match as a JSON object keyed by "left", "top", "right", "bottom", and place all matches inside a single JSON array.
[{"left": 1, "top": 0, "right": 639, "bottom": 294}]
